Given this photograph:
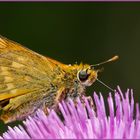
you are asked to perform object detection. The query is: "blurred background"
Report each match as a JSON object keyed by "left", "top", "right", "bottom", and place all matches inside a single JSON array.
[{"left": 0, "top": 2, "right": 140, "bottom": 133}]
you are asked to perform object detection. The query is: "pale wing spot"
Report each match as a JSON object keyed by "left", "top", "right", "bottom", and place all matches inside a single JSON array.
[
  {"left": 0, "top": 45, "right": 5, "bottom": 49},
  {"left": 0, "top": 38, "right": 6, "bottom": 48},
  {"left": 24, "top": 76, "right": 32, "bottom": 81},
  {"left": 10, "top": 89, "right": 17, "bottom": 94},
  {"left": 12, "top": 62, "right": 24, "bottom": 68},
  {"left": 1, "top": 71, "right": 10, "bottom": 75},
  {"left": 1, "top": 67, "right": 10, "bottom": 75},
  {"left": 0, "top": 38, "right": 5, "bottom": 43},
  {"left": 4, "top": 76, "right": 13, "bottom": 82},
  {"left": 6, "top": 83, "right": 14, "bottom": 90},
  {"left": 18, "top": 57, "right": 25, "bottom": 61},
  {"left": 1, "top": 67, "right": 8, "bottom": 71}
]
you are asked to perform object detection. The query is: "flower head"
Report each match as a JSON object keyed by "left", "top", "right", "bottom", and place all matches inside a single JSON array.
[{"left": 1, "top": 86, "right": 140, "bottom": 139}]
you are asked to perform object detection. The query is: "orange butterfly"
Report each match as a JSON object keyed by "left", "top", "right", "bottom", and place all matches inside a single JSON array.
[{"left": 0, "top": 36, "right": 118, "bottom": 123}]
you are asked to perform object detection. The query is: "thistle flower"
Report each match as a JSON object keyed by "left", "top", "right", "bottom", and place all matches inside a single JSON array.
[{"left": 1, "top": 86, "right": 140, "bottom": 139}]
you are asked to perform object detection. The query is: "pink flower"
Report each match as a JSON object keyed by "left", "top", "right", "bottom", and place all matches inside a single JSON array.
[{"left": 1, "top": 86, "right": 140, "bottom": 139}]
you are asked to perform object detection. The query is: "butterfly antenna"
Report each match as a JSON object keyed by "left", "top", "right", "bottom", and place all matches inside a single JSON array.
[
  {"left": 96, "top": 78, "right": 115, "bottom": 92},
  {"left": 91, "top": 55, "right": 119, "bottom": 68}
]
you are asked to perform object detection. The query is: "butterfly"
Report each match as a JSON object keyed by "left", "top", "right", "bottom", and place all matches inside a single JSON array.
[{"left": 0, "top": 35, "right": 118, "bottom": 123}]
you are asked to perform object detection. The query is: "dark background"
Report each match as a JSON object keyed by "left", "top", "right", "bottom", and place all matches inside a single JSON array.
[{"left": 0, "top": 2, "right": 140, "bottom": 134}]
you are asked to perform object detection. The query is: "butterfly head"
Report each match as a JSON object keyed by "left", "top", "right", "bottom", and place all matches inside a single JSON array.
[
  {"left": 77, "top": 66, "right": 100, "bottom": 86},
  {"left": 76, "top": 55, "right": 119, "bottom": 87}
]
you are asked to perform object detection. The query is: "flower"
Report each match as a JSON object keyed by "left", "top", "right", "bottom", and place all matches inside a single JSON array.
[{"left": 1, "top": 86, "right": 140, "bottom": 139}]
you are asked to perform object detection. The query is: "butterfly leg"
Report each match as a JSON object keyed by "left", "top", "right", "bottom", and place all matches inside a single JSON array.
[
  {"left": 86, "top": 96, "right": 94, "bottom": 108},
  {"left": 42, "top": 103, "right": 49, "bottom": 115},
  {"left": 66, "top": 80, "right": 80, "bottom": 106},
  {"left": 73, "top": 80, "right": 79, "bottom": 98}
]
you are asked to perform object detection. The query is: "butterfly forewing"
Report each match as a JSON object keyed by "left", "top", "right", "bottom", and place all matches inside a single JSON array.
[{"left": 0, "top": 36, "right": 65, "bottom": 123}]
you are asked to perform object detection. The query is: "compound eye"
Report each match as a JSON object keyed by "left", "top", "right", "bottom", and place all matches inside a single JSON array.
[{"left": 78, "top": 70, "right": 89, "bottom": 82}]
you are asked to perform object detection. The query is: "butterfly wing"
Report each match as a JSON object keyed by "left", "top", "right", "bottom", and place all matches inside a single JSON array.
[{"left": 0, "top": 36, "right": 66, "bottom": 122}]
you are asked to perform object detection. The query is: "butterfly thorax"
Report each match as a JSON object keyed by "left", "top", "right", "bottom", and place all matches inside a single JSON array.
[{"left": 51, "top": 64, "right": 86, "bottom": 102}]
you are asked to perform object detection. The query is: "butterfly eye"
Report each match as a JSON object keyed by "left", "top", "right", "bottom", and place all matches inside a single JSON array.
[{"left": 78, "top": 70, "right": 89, "bottom": 82}]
